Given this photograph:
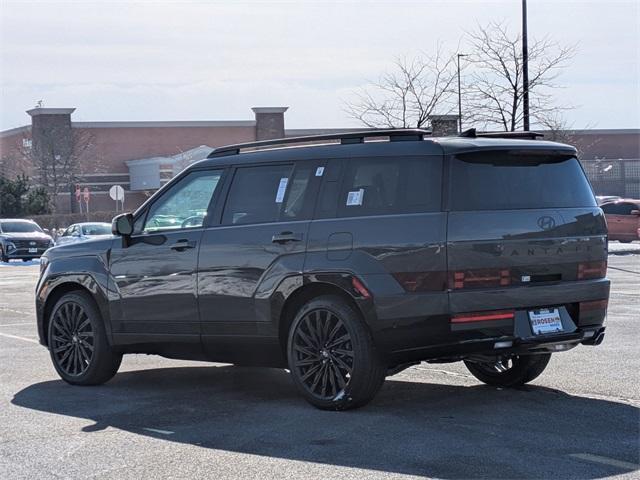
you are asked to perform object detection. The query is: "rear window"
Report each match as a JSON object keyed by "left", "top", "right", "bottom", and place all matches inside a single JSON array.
[{"left": 450, "top": 153, "right": 596, "bottom": 211}]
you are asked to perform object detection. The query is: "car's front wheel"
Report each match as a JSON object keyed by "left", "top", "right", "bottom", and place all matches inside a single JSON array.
[
  {"left": 287, "top": 295, "right": 386, "bottom": 410},
  {"left": 464, "top": 353, "right": 551, "bottom": 387},
  {"left": 0, "top": 246, "right": 8, "bottom": 263},
  {"left": 48, "top": 291, "right": 122, "bottom": 385}
]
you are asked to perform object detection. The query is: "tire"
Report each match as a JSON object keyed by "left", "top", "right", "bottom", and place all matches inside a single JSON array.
[
  {"left": 464, "top": 353, "right": 551, "bottom": 388},
  {"left": 48, "top": 291, "right": 122, "bottom": 385},
  {"left": 0, "top": 247, "right": 8, "bottom": 263},
  {"left": 287, "top": 295, "right": 386, "bottom": 410}
]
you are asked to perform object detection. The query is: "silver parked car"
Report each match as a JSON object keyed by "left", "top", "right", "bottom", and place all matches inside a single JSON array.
[{"left": 55, "top": 222, "right": 112, "bottom": 245}]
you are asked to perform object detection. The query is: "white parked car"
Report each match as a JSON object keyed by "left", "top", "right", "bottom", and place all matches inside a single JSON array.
[{"left": 55, "top": 222, "right": 113, "bottom": 245}]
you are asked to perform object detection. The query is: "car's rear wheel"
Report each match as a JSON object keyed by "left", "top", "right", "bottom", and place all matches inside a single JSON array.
[
  {"left": 287, "top": 295, "right": 386, "bottom": 410},
  {"left": 464, "top": 353, "right": 551, "bottom": 387},
  {"left": 48, "top": 291, "right": 122, "bottom": 385}
]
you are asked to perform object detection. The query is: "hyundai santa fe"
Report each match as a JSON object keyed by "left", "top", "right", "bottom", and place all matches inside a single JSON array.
[{"left": 36, "top": 129, "right": 609, "bottom": 410}]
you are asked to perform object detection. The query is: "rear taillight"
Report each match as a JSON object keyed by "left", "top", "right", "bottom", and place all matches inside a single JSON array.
[
  {"left": 451, "top": 310, "right": 515, "bottom": 324},
  {"left": 577, "top": 261, "right": 607, "bottom": 280},
  {"left": 579, "top": 299, "right": 608, "bottom": 313},
  {"left": 450, "top": 268, "right": 511, "bottom": 290}
]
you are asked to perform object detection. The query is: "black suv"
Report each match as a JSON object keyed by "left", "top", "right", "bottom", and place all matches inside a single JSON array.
[{"left": 36, "top": 129, "right": 609, "bottom": 410}]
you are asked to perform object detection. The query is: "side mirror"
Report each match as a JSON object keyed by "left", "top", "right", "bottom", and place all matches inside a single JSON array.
[
  {"left": 112, "top": 213, "right": 134, "bottom": 236},
  {"left": 631, "top": 210, "right": 640, "bottom": 216}
]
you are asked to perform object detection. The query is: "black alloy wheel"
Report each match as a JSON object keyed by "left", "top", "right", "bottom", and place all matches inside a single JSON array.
[
  {"left": 48, "top": 291, "right": 122, "bottom": 385},
  {"left": 291, "top": 308, "right": 354, "bottom": 401},
  {"left": 287, "top": 295, "right": 387, "bottom": 410},
  {"left": 464, "top": 353, "right": 552, "bottom": 387},
  {"left": 51, "top": 301, "right": 95, "bottom": 377}
]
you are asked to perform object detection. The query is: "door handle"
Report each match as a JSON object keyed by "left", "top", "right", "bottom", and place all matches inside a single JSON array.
[
  {"left": 272, "top": 231, "right": 303, "bottom": 244},
  {"left": 170, "top": 239, "right": 197, "bottom": 251}
]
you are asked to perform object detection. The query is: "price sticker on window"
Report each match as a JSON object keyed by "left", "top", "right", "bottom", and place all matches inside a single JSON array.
[
  {"left": 275, "top": 177, "right": 288, "bottom": 203},
  {"left": 346, "top": 189, "right": 364, "bottom": 206}
]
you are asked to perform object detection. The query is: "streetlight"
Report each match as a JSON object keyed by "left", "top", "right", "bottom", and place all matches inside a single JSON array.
[
  {"left": 457, "top": 53, "right": 468, "bottom": 133},
  {"left": 522, "top": 0, "right": 530, "bottom": 131}
]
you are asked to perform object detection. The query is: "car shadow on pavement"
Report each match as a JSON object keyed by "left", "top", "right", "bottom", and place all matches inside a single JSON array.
[{"left": 12, "top": 365, "right": 640, "bottom": 479}]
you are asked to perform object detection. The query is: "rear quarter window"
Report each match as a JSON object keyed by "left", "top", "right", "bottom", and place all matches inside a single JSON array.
[
  {"left": 450, "top": 152, "right": 596, "bottom": 211},
  {"left": 334, "top": 156, "right": 442, "bottom": 218}
]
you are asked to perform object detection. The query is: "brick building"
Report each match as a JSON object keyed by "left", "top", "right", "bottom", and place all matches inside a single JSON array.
[{"left": 0, "top": 106, "right": 638, "bottom": 214}]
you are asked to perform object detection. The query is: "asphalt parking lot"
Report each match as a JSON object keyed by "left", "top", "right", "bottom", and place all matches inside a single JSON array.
[{"left": 1, "top": 244, "right": 639, "bottom": 479}]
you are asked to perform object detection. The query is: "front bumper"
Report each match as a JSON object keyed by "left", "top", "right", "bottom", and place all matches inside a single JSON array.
[{"left": 5, "top": 249, "right": 47, "bottom": 259}]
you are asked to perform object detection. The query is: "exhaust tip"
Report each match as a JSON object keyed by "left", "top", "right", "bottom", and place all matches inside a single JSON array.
[{"left": 594, "top": 332, "right": 605, "bottom": 345}]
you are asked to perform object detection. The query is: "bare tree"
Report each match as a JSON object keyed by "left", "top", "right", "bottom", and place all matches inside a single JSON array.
[
  {"left": 344, "top": 47, "right": 458, "bottom": 128},
  {"left": 463, "top": 21, "right": 576, "bottom": 131},
  {"left": 13, "top": 128, "right": 97, "bottom": 212}
]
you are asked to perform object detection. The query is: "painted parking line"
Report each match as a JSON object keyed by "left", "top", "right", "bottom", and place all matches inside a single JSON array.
[
  {"left": 0, "top": 323, "right": 34, "bottom": 327},
  {"left": 569, "top": 453, "right": 640, "bottom": 470},
  {"left": 142, "top": 428, "right": 174, "bottom": 435},
  {"left": 0, "top": 332, "right": 39, "bottom": 344}
]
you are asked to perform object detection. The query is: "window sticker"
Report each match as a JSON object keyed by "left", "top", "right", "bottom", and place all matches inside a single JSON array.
[
  {"left": 275, "top": 177, "right": 289, "bottom": 203},
  {"left": 346, "top": 189, "right": 364, "bottom": 206},
  {"left": 315, "top": 166, "right": 325, "bottom": 176}
]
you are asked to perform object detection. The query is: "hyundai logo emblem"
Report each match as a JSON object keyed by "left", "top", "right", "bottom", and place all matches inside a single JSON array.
[
  {"left": 30, "top": 241, "right": 36, "bottom": 246},
  {"left": 537, "top": 216, "right": 556, "bottom": 230}
]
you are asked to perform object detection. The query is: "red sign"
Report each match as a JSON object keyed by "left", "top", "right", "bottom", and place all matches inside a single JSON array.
[
  {"left": 83, "top": 187, "right": 90, "bottom": 202},
  {"left": 75, "top": 186, "right": 81, "bottom": 202}
]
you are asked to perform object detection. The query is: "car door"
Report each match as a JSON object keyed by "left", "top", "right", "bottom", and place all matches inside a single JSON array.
[
  {"left": 602, "top": 202, "right": 630, "bottom": 239},
  {"left": 197, "top": 160, "right": 320, "bottom": 359},
  {"left": 108, "top": 168, "right": 225, "bottom": 344}
]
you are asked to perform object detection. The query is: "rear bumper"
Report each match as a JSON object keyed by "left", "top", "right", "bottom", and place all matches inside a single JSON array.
[
  {"left": 373, "top": 278, "right": 610, "bottom": 364},
  {"left": 389, "top": 325, "right": 606, "bottom": 364}
]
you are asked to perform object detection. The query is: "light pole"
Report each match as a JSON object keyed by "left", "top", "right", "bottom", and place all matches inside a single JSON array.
[
  {"left": 457, "top": 53, "right": 467, "bottom": 133},
  {"left": 522, "top": 0, "right": 530, "bottom": 131}
]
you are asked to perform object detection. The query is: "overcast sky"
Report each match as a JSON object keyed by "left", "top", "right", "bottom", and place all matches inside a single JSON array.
[{"left": 1, "top": 0, "right": 638, "bottom": 131}]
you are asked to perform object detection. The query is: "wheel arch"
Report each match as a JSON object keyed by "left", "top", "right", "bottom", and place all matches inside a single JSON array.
[
  {"left": 277, "top": 277, "right": 372, "bottom": 355},
  {"left": 40, "top": 275, "right": 110, "bottom": 347}
]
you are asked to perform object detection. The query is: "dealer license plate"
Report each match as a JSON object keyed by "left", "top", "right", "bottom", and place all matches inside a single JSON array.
[
  {"left": 528, "top": 308, "right": 563, "bottom": 335},
  {"left": 28, "top": 248, "right": 38, "bottom": 253}
]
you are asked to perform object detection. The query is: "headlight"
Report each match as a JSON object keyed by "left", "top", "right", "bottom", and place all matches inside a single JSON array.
[{"left": 39, "top": 256, "right": 49, "bottom": 275}]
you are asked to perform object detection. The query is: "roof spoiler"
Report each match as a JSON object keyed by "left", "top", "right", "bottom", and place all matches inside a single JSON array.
[{"left": 460, "top": 128, "right": 544, "bottom": 140}]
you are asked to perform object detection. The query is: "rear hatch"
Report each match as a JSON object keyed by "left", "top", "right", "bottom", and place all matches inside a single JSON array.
[{"left": 446, "top": 149, "right": 608, "bottom": 336}]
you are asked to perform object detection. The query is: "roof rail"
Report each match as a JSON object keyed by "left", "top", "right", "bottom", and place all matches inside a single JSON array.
[
  {"left": 460, "top": 128, "right": 544, "bottom": 140},
  {"left": 207, "top": 128, "right": 431, "bottom": 158}
]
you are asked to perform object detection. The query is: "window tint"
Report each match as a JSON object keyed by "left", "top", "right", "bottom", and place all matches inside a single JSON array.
[
  {"left": 602, "top": 202, "right": 635, "bottom": 215},
  {"left": 450, "top": 154, "right": 596, "bottom": 211},
  {"left": 82, "top": 224, "right": 111, "bottom": 236},
  {"left": 223, "top": 164, "right": 293, "bottom": 225},
  {"left": 144, "top": 169, "right": 222, "bottom": 232},
  {"left": 282, "top": 164, "right": 314, "bottom": 220},
  {"left": 336, "top": 156, "right": 441, "bottom": 217}
]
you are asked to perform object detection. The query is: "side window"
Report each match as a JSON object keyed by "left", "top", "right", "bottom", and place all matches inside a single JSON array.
[
  {"left": 601, "top": 203, "right": 618, "bottom": 214},
  {"left": 143, "top": 169, "right": 223, "bottom": 233},
  {"left": 282, "top": 163, "right": 315, "bottom": 220},
  {"left": 602, "top": 203, "right": 633, "bottom": 215},
  {"left": 618, "top": 203, "right": 635, "bottom": 215},
  {"left": 222, "top": 164, "right": 293, "bottom": 225},
  {"left": 336, "top": 156, "right": 442, "bottom": 217}
]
